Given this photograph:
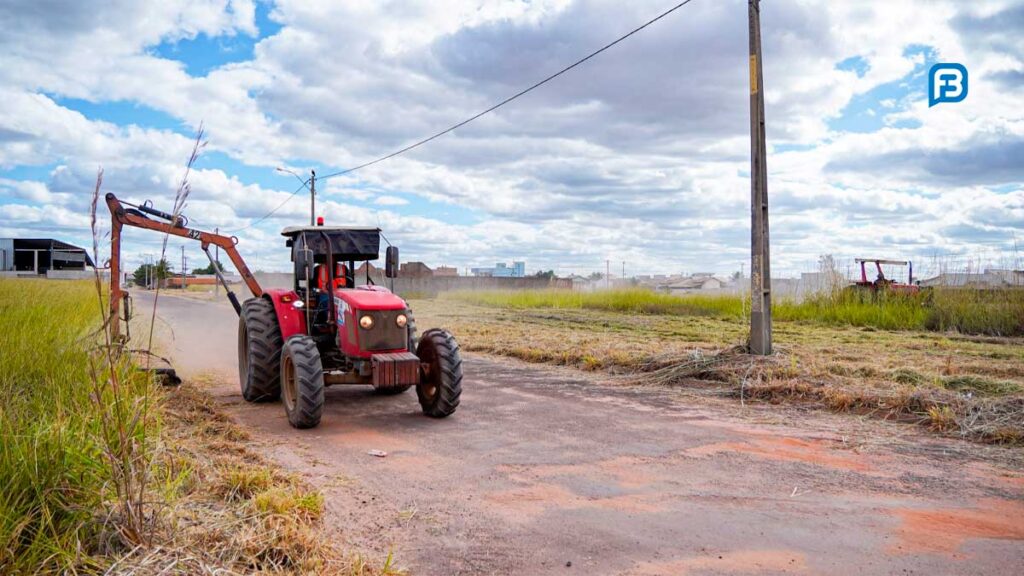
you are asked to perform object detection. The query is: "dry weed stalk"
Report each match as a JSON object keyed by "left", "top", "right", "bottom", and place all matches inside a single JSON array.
[
  {"left": 145, "top": 125, "right": 207, "bottom": 369},
  {"left": 88, "top": 168, "right": 157, "bottom": 547}
]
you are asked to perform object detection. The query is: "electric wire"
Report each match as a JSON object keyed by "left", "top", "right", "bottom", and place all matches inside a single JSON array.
[
  {"left": 227, "top": 176, "right": 312, "bottom": 233},
  {"left": 236, "top": 0, "right": 698, "bottom": 230},
  {"left": 317, "top": 0, "right": 697, "bottom": 182}
]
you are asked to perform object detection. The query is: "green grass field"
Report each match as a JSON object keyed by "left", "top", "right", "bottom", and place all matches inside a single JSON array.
[
  {"left": 0, "top": 279, "right": 155, "bottom": 572},
  {"left": 0, "top": 279, "right": 384, "bottom": 573},
  {"left": 452, "top": 287, "right": 1024, "bottom": 336}
]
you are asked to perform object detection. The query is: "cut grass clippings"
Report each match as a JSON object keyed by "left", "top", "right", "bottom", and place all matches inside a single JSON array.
[{"left": 410, "top": 296, "right": 1024, "bottom": 445}]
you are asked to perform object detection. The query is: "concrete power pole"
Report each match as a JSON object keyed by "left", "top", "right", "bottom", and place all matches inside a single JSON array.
[
  {"left": 748, "top": 0, "right": 772, "bottom": 355},
  {"left": 606, "top": 260, "right": 610, "bottom": 290},
  {"left": 181, "top": 245, "right": 187, "bottom": 291},
  {"left": 310, "top": 170, "right": 316, "bottom": 226},
  {"left": 215, "top": 227, "right": 220, "bottom": 298}
]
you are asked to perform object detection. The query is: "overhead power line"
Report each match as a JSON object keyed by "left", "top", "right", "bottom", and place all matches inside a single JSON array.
[
  {"left": 228, "top": 177, "right": 311, "bottom": 233},
  {"left": 318, "top": 0, "right": 697, "bottom": 182},
  {"left": 237, "top": 0, "right": 699, "bottom": 230}
]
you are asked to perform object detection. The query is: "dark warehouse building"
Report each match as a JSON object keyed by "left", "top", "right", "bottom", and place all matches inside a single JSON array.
[{"left": 0, "top": 238, "right": 95, "bottom": 274}]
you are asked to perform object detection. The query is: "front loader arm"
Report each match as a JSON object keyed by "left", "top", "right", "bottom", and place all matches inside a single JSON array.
[{"left": 106, "top": 193, "right": 263, "bottom": 339}]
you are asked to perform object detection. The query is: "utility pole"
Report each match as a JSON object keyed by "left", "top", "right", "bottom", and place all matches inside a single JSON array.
[
  {"left": 622, "top": 261, "right": 626, "bottom": 282},
  {"left": 606, "top": 260, "right": 610, "bottom": 290},
  {"left": 748, "top": 0, "right": 772, "bottom": 355},
  {"left": 214, "top": 227, "right": 220, "bottom": 298},
  {"left": 181, "top": 245, "right": 187, "bottom": 291},
  {"left": 310, "top": 170, "right": 316, "bottom": 226}
]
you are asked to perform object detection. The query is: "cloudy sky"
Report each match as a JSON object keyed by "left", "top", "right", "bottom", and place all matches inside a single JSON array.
[{"left": 0, "top": 0, "right": 1021, "bottom": 277}]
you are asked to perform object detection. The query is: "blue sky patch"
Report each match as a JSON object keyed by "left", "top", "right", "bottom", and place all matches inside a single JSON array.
[
  {"left": 151, "top": 1, "right": 281, "bottom": 77},
  {"left": 50, "top": 96, "right": 186, "bottom": 134},
  {"left": 828, "top": 45, "right": 936, "bottom": 134},
  {"left": 836, "top": 55, "right": 869, "bottom": 77}
]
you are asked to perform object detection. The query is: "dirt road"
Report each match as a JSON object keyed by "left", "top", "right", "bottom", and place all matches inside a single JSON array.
[{"left": 137, "top": 291, "right": 1024, "bottom": 575}]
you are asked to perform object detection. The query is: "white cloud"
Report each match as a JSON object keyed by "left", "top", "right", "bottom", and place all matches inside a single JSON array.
[
  {"left": 374, "top": 195, "right": 409, "bottom": 206},
  {"left": 0, "top": 0, "right": 1021, "bottom": 277}
]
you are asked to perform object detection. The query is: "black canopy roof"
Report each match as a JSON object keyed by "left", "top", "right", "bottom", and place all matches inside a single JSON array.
[
  {"left": 13, "top": 238, "right": 95, "bottom": 266},
  {"left": 283, "top": 228, "right": 381, "bottom": 261}
]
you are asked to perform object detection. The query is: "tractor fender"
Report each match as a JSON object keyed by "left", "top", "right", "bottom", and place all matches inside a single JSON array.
[{"left": 263, "top": 289, "right": 307, "bottom": 340}]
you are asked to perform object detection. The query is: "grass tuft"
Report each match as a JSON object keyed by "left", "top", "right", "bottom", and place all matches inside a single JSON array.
[{"left": 940, "top": 375, "right": 1021, "bottom": 397}]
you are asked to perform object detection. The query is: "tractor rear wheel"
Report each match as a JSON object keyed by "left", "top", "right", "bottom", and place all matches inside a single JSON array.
[
  {"left": 374, "top": 308, "right": 417, "bottom": 396},
  {"left": 238, "top": 298, "right": 283, "bottom": 402},
  {"left": 415, "top": 328, "right": 462, "bottom": 418},
  {"left": 281, "top": 335, "right": 325, "bottom": 429}
]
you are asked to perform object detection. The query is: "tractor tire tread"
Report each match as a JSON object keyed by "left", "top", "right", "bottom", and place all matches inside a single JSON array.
[
  {"left": 239, "top": 298, "right": 283, "bottom": 402},
  {"left": 417, "top": 328, "right": 462, "bottom": 418},
  {"left": 282, "top": 335, "right": 324, "bottom": 429}
]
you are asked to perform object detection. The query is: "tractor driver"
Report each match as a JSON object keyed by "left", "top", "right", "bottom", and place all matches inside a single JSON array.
[{"left": 312, "top": 262, "right": 348, "bottom": 325}]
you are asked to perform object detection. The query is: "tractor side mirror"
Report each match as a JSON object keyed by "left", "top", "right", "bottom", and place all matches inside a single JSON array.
[
  {"left": 385, "top": 246, "right": 399, "bottom": 278},
  {"left": 295, "top": 248, "right": 312, "bottom": 280}
]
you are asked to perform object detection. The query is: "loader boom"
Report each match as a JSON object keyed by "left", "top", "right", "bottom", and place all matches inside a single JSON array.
[{"left": 106, "top": 193, "right": 262, "bottom": 341}]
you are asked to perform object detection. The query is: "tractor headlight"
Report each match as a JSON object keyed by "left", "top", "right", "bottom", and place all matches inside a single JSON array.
[
  {"left": 395, "top": 314, "right": 408, "bottom": 328},
  {"left": 359, "top": 314, "right": 374, "bottom": 330}
]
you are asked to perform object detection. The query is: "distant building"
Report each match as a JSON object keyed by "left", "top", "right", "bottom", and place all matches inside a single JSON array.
[
  {"left": 664, "top": 273, "right": 738, "bottom": 293},
  {"left": 433, "top": 266, "right": 458, "bottom": 277},
  {"left": 471, "top": 261, "right": 526, "bottom": 278},
  {"left": 1, "top": 238, "right": 94, "bottom": 273},
  {"left": 400, "top": 261, "right": 433, "bottom": 278},
  {"left": 565, "top": 274, "right": 592, "bottom": 290},
  {"left": 921, "top": 269, "right": 1024, "bottom": 288},
  {"left": 355, "top": 262, "right": 380, "bottom": 277}
]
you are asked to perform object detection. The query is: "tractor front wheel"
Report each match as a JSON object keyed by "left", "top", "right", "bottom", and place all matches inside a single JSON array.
[
  {"left": 415, "top": 329, "right": 462, "bottom": 418},
  {"left": 280, "top": 335, "right": 325, "bottom": 429},
  {"left": 238, "top": 298, "right": 283, "bottom": 402}
]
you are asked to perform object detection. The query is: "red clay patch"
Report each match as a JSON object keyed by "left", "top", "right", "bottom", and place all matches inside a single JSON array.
[
  {"left": 627, "top": 549, "right": 808, "bottom": 575},
  {"left": 889, "top": 499, "right": 1024, "bottom": 556},
  {"left": 687, "top": 436, "right": 873, "bottom": 473}
]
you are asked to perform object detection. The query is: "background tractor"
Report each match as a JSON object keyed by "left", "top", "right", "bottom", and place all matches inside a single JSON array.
[
  {"left": 106, "top": 194, "right": 462, "bottom": 428},
  {"left": 851, "top": 258, "right": 921, "bottom": 295}
]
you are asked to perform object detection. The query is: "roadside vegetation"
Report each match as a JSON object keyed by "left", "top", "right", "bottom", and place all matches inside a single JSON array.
[
  {"left": 0, "top": 279, "right": 347, "bottom": 573},
  {"left": 413, "top": 292, "right": 1024, "bottom": 444},
  {"left": 0, "top": 279, "right": 154, "bottom": 571},
  {"left": 453, "top": 286, "right": 1024, "bottom": 336}
]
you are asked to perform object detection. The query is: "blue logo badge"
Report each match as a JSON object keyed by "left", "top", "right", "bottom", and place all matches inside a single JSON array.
[{"left": 929, "top": 63, "right": 967, "bottom": 107}]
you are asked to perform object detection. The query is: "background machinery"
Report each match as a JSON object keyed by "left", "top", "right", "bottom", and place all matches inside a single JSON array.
[
  {"left": 106, "top": 193, "right": 462, "bottom": 428},
  {"left": 852, "top": 258, "right": 921, "bottom": 295}
]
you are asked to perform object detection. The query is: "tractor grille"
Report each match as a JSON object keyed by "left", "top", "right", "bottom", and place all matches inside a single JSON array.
[
  {"left": 359, "top": 309, "right": 407, "bottom": 352},
  {"left": 372, "top": 352, "right": 420, "bottom": 389}
]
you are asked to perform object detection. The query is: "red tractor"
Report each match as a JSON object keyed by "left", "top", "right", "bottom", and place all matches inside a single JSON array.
[
  {"left": 106, "top": 194, "right": 462, "bottom": 428},
  {"left": 852, "top": 258, "right": 920, "bottom": 295}
]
